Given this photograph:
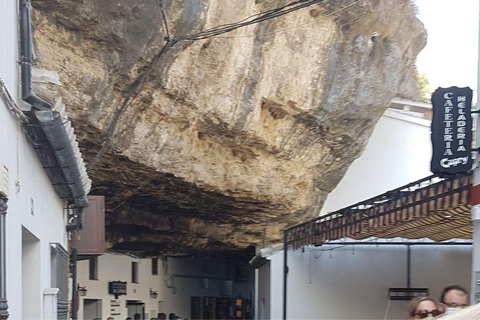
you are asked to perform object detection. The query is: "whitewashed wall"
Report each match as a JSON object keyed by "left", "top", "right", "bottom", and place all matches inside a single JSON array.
[
  {"left": 77, "top": 253, "right": 163, "bottom": 320},
  {"left": 77, "top": 253, "right": 255, "bottom": 320},
  {"left": 269, "top": 244, "right": 471, "bottom": 320},
  {"left": 0, "top": 1, "right": 68, "bottom": 319},
  {"left": 322, "top": 109, "right": 432, "bottom": 214}
]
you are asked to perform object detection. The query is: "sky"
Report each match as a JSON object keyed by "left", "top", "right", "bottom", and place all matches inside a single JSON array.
[{"left": 415, "top": 0, "right": 479, "bottom": 95}]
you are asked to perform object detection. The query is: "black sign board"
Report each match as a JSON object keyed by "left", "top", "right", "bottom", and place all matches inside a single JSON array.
[
  {"left": 108, "top": 281, "right": 127, "bottom": 299},
  {"left": 431, "top": 87, "right": 472, "bottom": 174}
]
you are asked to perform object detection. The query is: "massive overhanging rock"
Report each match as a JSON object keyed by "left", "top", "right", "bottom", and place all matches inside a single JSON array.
[{"left": 30, "top": 0, "right": 426, "bottom": 255}]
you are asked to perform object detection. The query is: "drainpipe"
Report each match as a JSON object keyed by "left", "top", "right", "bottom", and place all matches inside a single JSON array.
[
  {"left": 18, "top": 0, "right": 89, "bottom": 231},
  {"left": 19, "top": 0, "right": 51, "bottom": 111},
  {"left": 0, "top": 197, "right": 8, "bottom": 320}
]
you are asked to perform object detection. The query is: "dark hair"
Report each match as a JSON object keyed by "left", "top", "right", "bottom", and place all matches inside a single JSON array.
[
  {"left": 168, "top": 313, "right": 176, "bottom": 320},
  {"left": 440, "top": 285, "right": 468, "bottom": 303},
  {"left": 407, "top": 297, "right": 436, "bottom": 318},
  {"left": 157, "top": 313, "right": 166, "bottom": 320}
]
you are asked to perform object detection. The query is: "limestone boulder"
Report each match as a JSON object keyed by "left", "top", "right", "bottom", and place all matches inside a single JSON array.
[{"left": 30, "top": 0, "right": 426, "bottom": 255}]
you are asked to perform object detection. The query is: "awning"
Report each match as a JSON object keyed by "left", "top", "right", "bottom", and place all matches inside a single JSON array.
[{"left": 286, "top": 173, "right": 472, "bottom": 250}]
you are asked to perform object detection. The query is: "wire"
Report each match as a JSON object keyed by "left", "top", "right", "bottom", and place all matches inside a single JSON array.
[
  {"left": 0, "top": 77, "right": 29, "bottom": 123},
  {"left": 309, "top": 250, "right": 324, "bottom": 284},
  {"left": 195, "top": 0, "right": 363, "bottom": 40},
  {"left": 86, "top": 0, "right": 363, "bottom": 169},
  {"left": 383, "top": 299, "right": 391, "bottom": 320},
  {"left": 86, "top": 41, "right": 175, "bottom": 171},
  {"left": 157, "top": 0, "right": 171, "bottom": 41},
  {"left": 172, "top": 0, "right": 327, "bottom": 41}
]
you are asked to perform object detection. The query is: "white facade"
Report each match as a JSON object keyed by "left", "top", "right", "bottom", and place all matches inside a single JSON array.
[
  {"left": 1, "top": 1, "right": 89, "bottom": 318},
  {"left": 268, "top": 244, "right": 471, "bottom": 319},
  {"left": 158, "top": 256, "right": 254, "bottom": 319},
  {"left": 77, "top": 253, "right": 255, "bottom": 320},
  {"left": 322, "top": 102, "right": 433, "bottom": 214},
  {"left": 77, "top": 253, "right": 163, "bottom": 320},
  {"left": 257, "top": 100, "right": 473, "bottom": 319}
]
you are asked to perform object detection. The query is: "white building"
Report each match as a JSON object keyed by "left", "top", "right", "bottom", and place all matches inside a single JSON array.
[
  {"left": 76, "top": 253, "right": 163, "bottom": 320},
  {"left": 256, "top": 98, "right": 473, "bottom": 319},
  {"left": 0, "top": 0, "right": 90, "bottom": 319},
  {"left": 321, "top": 98, "right": 433, "bottom": 214},
  {"left": 75, "top": 253, "right": 254, "bottom": 320}
]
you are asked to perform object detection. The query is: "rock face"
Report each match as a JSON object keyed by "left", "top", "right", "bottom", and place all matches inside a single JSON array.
[{"left": 30, "top": 0, "right": 426, "bottom": 255}]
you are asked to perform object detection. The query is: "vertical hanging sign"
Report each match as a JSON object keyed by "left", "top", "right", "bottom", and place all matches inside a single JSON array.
[{"left": 431, "top": 87, "right": 473, "bottom": 174}]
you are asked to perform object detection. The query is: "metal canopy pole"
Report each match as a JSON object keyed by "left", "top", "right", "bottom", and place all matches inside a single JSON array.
[
  {"left": 471, "top": 2, "right": 480, "bottom": 304},
  {"left": 407, "top": 245, "right": 411, "bottom": 290},
  {"left": 0, "top": 198, "right": 8, "bottom": 320},
  {"left": 283, "top": 230, "right": 288, "bottom": 320},
  {"left": 70, "top": 248, "right": 78, "bottom": 320}
]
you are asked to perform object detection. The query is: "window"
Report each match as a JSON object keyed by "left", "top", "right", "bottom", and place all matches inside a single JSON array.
[
  {"left": 132, "top": 261, "right": 139, "bottom": 283},
  {"left": 89, "top": 257, "right": 98, "bottom": 280},
  {"left": 152, "top": 258, "right": 158, "bottom": 276}
]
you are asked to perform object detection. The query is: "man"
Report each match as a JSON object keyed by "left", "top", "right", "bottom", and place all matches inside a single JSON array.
[
  {"left": 438, "top": 303, "right": 480, "bottom": 319},
  {"left": 439, "top": 285, "right": 469, "bottom": 315}
]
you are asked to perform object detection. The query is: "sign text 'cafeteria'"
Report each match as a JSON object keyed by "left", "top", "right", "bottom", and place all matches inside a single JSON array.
[{"left": 431, "top": 86, "right": 473, "bottom": 174}]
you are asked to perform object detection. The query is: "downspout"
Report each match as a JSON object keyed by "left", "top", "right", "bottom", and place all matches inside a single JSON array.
[
  {"left": 19, "top": 0, "right": 51, "bottom": 111},
  {"left": 19, "top": 0, "right": 89, "bottom": 232}
]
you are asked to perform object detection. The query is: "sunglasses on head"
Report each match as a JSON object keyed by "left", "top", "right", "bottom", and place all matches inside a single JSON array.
[{"left": 413, "top": 309, "right": 440, "bottom": 319}]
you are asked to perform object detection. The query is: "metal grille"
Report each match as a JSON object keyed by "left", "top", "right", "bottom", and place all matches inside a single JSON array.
[
  {"left": 286, "top": 173, "right": 472, "bottom": 249},
  {"left": 50, "top": 243, "right": 69, "bottom": 320},
  {"left": 57, "top": 298, "right": 69, "bottom": 320}
]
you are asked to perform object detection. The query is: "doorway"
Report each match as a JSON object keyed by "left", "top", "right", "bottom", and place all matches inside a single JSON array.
[
  {"left": 257, "top": 261, "right": 270, "bottom": 319},
  {"left": 22, "top": 227, "right": 40, "bottom": 319},
  {"left": 83, "top": 299, "right": 102, "bottom": 320},
  {"left": 127, "top": 300, "right": 145, "bottom": 319}
]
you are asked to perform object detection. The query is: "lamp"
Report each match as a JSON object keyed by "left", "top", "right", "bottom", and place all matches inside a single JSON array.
[
  {"left": 77, "top": 285, "right": 87, "bottom": 297},
  {"left": 150, "top": 289, "right": 158, "bottom": 299}
]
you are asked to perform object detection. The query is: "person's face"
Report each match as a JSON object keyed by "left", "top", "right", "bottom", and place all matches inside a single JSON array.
[
  {"left": 411, "top": 300, "right": 439, "bottom": 319},
  {"left": 439, "top": 289, "right": 469, "bottom": 313}
]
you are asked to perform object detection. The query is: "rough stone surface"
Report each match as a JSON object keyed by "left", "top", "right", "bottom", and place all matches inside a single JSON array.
[{"left": 30, "top": 0, "right": 426, "bottom": 255}]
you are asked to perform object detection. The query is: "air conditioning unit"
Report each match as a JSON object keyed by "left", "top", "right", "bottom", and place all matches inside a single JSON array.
[{"left": 389, "top": 288, "right": 429, "bottom": 301}]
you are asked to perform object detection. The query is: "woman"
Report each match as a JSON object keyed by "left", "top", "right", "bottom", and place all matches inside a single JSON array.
[{"left": 407, "top": 297, "right": 441, "bottom": 319}]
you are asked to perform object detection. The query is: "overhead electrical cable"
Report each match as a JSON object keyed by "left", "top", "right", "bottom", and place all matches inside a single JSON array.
[
  {"left": 86, "top": 41, "right": 175, "bottom": 171},
  {"left": 172, "top": 0, "right": 326, "bottom": 41},
  {"left": 197, "top": 0, "right": 363, "bottom": 39},
  {"left": 157, "top": 0, "right": 172, "bottom": 41},
  {"left": 87, "top": 0, "right": 354, "bottom": 170}
]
